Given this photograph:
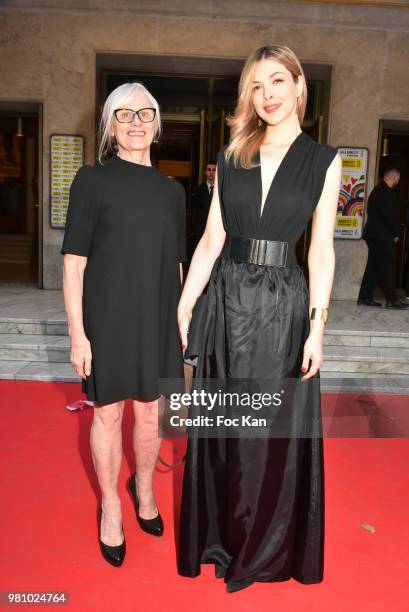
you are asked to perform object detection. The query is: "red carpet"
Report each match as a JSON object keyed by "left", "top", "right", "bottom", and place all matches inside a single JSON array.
[{"left": 1, "top": 381, "right": 408, "bottom": 611}]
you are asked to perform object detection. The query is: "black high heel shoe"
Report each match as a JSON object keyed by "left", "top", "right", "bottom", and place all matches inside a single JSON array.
[
  {"left": 98, "top": 507, "right": 126, "bottom": 567},
  {"left": 127, "top": 473, "right": 164, "bottom": 537}
]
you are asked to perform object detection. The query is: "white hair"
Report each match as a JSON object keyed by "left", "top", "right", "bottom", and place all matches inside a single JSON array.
[{"left": 98, "top": 82, "right": 162, "bottom": 164}]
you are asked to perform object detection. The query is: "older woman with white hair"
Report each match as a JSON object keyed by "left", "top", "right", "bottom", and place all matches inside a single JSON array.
[{"left": 61, "top": 82, "right": 186, "bottom": 566}]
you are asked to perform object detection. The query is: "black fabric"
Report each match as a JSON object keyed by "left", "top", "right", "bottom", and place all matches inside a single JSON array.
[
  {"left": 358, "top": 239, "right": 398, "bottom": 303},
  {"left": 61, "top": 155, "right": 186, "bottom": 404},
  {"left": 183, "top": 294, "right": 209, "bottom": 367},
  {"left": 192, "top": 183, "right": 212, "bottom": 240},
  {"left": 405, "top": 205, "right": 409, "bottom": 295},
  {"left": 405, "top": 204, "right": 409, "bottom": 253},
  {"left": 178, "top": 130, "right": 338, "bottom": 587},
  {"left": 363, "top": 181, "right": 400, "bottom": 241}
]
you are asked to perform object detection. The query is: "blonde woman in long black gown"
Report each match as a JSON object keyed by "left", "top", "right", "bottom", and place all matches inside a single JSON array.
[{"left": 177, "top": 45, "right": 342, "bottom": 593}]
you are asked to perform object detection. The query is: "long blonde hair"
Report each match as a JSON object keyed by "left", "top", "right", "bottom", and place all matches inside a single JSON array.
[{"left": 226, "top": 45, "right": 308, "bottom": 169}]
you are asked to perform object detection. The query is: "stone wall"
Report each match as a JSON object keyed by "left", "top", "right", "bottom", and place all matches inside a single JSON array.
[{"left": 0, "top": 0, "right": 408, "bottom": 295}]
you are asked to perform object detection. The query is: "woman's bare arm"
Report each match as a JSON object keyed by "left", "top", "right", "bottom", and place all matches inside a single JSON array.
[
  {"left": 301, "top": 152, "right": 342, "bottom": 380},
  {"left": 62, "top": 254, "right": 92, "bottom": 379}
]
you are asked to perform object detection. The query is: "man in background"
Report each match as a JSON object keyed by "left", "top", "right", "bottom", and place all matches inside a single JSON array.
[
  {"left": 191, "top": 160, "right": 216, "bottom": 251},
  {"left": 358, "top": 168, "right": 409, "bottom": 309},
  {"left": 403, "top": 200, "right": 409, "bottom": 304}
]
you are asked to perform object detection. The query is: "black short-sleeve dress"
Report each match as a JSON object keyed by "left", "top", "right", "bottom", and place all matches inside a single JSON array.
[{"left": 61, "top": 154, "right": 186, "bottom": 405}]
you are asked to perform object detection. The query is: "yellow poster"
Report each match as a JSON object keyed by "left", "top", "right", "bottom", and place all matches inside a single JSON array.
[{"left": 50, "top": 134, "right": 84, "bottom": 229}]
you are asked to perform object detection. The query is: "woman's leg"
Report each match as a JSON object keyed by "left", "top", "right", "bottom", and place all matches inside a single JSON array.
[
  {"left": 90, "top": 400, "right": 125, "bottom": 546},
  {"left": 132, "top": 398, "right": 163, "bottom": 519}
]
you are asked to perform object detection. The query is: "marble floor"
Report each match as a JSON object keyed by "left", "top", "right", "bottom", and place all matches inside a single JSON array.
[
  {"left": 1, "top": 283, "right": 408, "bottom": 333},
  {"left": 0, "top": 283, "right": 66, "bottom": 323},
  {"left": 326, "top": 299, "right": 409, "bottom": 334},
  {"left": 0, "top": 283, "right": 408, "bottom": 393}
]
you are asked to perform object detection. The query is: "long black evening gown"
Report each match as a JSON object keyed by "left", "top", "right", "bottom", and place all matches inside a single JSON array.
[
  {"left": 178, "top": 131, "right": 338, "bottom": 589},
  {"left": 61, "top": 155, "right": 186, "bottom": 405}
]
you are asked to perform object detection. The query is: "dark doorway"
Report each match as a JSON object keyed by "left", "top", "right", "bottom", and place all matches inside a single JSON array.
[
  {"left": 376, "top": 120, "right": 409, "bottom": 292},
  {"left": 0, "top": 103, "right": 41, "bottom": 284},
  {"left": 97, "top": 55, "right": 332, "bottom": 269}
]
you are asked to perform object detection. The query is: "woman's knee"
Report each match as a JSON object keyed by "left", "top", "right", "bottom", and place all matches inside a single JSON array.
[
  {"left": 93, "top": 401, "right": 124, "bottom": 429},
  {"left": 133, "top": 399, "right": 160, "bottom": 429}
]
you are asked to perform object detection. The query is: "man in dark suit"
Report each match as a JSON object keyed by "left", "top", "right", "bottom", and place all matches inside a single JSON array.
[
  {"left": 192, "top": 161, "right": 216, "bottom": 247},
  {"left": 358, "top": 168, "right": 409, "bottom": 309},
  {"left": 403, "top": 201, "right": 409, "bottom": 303}
]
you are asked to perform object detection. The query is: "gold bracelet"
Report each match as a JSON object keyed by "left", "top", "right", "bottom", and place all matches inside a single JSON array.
[{"left": 310, "top": 307, "right": 328, "bottom": 324}]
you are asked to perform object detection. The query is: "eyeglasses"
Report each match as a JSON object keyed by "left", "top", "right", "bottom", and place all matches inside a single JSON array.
[{"left": 114, "top": 108, "right": 156, "bottom": 124}]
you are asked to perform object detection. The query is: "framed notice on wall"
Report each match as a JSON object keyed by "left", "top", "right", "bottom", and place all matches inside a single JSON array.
[
  {"left": 50, "top": 134, "right": 84, "bottom": 228},
  {"left": 335, "top": 146, "right": 369, "bottom": 239}
]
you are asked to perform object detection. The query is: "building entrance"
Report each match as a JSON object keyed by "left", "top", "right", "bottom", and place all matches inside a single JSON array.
[
  {"left": 97, "top": 54, "right": 332, "bottom": 269},
  {"left": 0, "top": 103, "right": 42, "bottom": 284}
]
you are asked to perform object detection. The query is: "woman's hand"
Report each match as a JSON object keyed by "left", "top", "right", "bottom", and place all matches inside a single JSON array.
[
  {"left": 300, "top": 325, "right": 324, "bottom": 381},
  {"left": 63, "top": 255, "right": 90, "bottom": 379},
  {"left": 178, "top": 306, "right": 192, "bottom": 353},
  {"left": 70, "top": 332, "right": 92, "bottom": 380}
]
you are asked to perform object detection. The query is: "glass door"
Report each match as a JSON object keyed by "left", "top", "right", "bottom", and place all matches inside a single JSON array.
[{"left": 0, "top": 109, "right": 40, "bottom": 283}]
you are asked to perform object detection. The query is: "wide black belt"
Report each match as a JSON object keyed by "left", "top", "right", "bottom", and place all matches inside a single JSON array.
[{"left": 223, "top": 235, "right": 291, "bottom": 267}]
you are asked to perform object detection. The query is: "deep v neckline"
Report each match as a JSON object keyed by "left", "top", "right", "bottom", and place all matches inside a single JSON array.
[{"left": 257, "top": 130, "right": 304, "bottom": 220}]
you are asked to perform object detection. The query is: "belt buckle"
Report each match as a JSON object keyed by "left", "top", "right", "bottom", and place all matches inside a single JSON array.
[{"left": 250, "top": 240, "right": 260, "bottom": 264}]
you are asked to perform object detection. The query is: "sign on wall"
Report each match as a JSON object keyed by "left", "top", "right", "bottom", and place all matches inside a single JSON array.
[
  {"left": 335, "top": 146, "right": 369, "bottom": 239},
  {"left": 50, "top": 134, "right": 84, "bottom": 228}
]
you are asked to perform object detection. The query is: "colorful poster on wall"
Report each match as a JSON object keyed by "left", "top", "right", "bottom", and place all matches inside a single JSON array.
[
  {"left": 335, "top": 146, "right": 368, "bottom": 239},
  {"left": 50, "top": 134, "right": 83, "bottom": 228}
]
